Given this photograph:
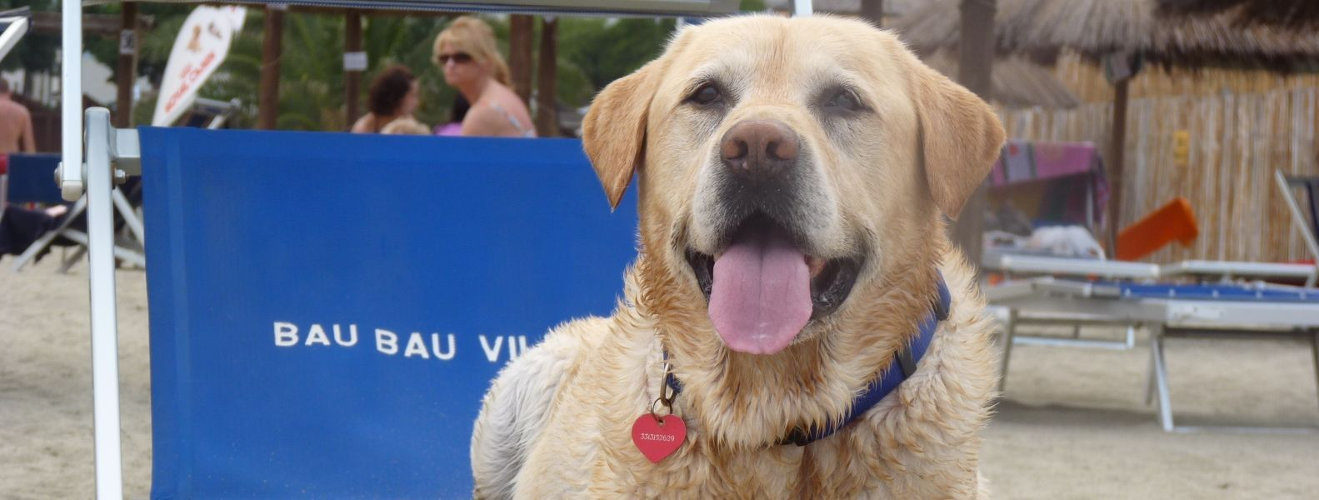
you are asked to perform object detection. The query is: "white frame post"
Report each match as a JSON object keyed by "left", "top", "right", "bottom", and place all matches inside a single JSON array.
[
  {"left": 792, "top": 0, "right": 813, "bottom": 16},
  {"left": 63, "top": 0, "right": 124, "bottom": 496},
  {"left": 84, "top": 108, "right": 123, "bottom": 500},
  {"left": 60, "top": 0, "right": 81, "bottom": 200},
  {"left": 88, "top": 107, "right": 125, "bottom": 498}
]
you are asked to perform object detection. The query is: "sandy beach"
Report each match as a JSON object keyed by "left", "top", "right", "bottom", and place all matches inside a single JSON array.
[{"left": 3, "top": 257, "right": 1318, "bottom": 498}]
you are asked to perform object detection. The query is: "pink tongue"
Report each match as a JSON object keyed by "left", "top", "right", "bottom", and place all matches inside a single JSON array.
[{"left": 708, "top": 227, "right": 812, "bottom": 355}]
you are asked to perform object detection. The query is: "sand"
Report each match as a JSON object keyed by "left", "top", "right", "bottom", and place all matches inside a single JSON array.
[{"left": 2, "top": 257, "right": 1318, "bottom": 498}]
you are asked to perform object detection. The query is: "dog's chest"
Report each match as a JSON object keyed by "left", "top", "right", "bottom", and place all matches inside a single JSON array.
[{"left": 608, "top": 416, "right": 977, "bottom": 499}]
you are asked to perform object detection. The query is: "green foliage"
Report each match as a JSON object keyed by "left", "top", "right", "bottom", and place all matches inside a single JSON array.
[
  {"left": 740, "top": 0, "right": 767, "bottom": 12},
  {"left": 558, "top": 18, "right": 674, "bottom": 92}
]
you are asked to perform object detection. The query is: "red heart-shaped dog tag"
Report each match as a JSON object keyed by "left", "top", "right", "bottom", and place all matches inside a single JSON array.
[{"left": 631, "top": 414, "right": 686, "bottom": 463}]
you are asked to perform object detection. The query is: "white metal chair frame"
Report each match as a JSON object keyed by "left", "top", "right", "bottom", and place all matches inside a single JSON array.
[{"left": 9, "top": 185, "right": 146, "bottom": 272}]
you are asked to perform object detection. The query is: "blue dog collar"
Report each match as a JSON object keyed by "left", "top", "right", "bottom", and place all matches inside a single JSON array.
[{"left": 665, "top": 274, "right": 951, "bottom": 447}]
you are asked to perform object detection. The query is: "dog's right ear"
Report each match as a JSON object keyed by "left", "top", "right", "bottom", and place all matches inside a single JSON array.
[
  {"left": 904, "top": 52, "right": 1006, "bottom": 219},
  {"left": 582, "top": 60, "right": 661, "bottom": 210}
]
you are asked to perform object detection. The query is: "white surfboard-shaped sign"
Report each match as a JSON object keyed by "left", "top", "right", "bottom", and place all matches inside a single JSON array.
[{"left": 151, "top": 6, "right": 246, "bottom": 126}]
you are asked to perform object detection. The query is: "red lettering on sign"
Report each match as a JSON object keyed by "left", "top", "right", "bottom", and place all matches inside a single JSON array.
[{"left": 165, "top": 51, "right": 221, "bottom": 114}]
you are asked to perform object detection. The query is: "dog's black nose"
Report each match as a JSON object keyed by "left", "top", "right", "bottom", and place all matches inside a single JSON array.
[{"left": 720, "top": 119, "right": 799, "bottom": 180}]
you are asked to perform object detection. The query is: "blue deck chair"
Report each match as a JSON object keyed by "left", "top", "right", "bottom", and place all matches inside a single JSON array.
[
  {"left": 2, "top": 154, "right": 72, "bottom": 260},
  {"left": 139, "top": 128, "right": 638, "bottom": 497},
  {"left": 7, "top": 153, "right": 148, "bottom": 272},
  {"left": 4, "top": 153, "right": 63, "bottom": 204}
]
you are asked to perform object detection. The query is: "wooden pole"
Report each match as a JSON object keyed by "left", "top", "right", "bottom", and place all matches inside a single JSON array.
[
  {"left": 508, "top": 15, "right": 534, "bottom": 104},
  {"left": 1108, "top": 77, "right": 1131, "bottom": 252},
  {"left": 258, "top": 7, "right": 285, "bottom": 130},
  {"left": 113, "top": 2, "right": 138, "bottom": 128},
  {"left": 952, "top": 0, "right": 996, "bottom": 271},
  {"left": 534, "top": 17, "right": 557, "bottom": 137},
  {"left": 860, "top": 0, "right": 884, "bottom": 27},
  {"left": 345, "top": 12, "right": 363, "bottom": 126}
]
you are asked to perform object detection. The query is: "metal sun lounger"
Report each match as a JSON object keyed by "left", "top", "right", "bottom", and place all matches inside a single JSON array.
[
  {"left": 983, "top": 250, "right": 1155, "bottom": 356},
  {"left": 985, "top": 249, "right": 1316, "bottom": 282},
  {"left": 985, "top": 187, "right": 1319, "bottom": 432},
  {"left": 984, "top": 249, "right": 1160, "bottom": 280},
  {"left": 990, "top": 277, "right": 1319, "bottom": 432},
  {"left": 984, "top": 250, "right": 1319, "bottom": 354}
]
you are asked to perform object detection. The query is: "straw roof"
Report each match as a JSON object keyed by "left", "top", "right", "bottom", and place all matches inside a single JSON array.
[
  {"left": 1157, "top": 0, "right": 1319, "bottom": 27},
  {"left": 896, "top": 0, "right": 1319, "bottom": 72},
  {"left": 923, "top": 51, "right": 1080, "bottom": 109},
  {"left": 759, "top": 0, "right": 1078, "bottom": 108}
]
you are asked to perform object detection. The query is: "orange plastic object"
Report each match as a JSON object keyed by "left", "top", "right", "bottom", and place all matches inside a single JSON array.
[{"left": 1116, "top": 197, "right": 1199, "bottom": 261}]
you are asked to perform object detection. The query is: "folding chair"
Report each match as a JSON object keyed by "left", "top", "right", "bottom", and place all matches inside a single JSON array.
[
  {"left": 130, "top": 125, "right": 639, "bottom": 496},
  {"left": 10, "top": 94, "right": 251, "bottom": 272},
  {"left": 9, "top": 163, "right": 145, "bottom": 271},
  {"left": 0, "top": 7, "right": 29, "bottom": 66},
  {"left": 2, "top": 154, "right": 84, "bottom": 262},
  {"left": 178, "top": 97, "right": 243, "bottom": 129},
  {"left": 1275, "top": 169, "right": 1319, "bottom": 287}
]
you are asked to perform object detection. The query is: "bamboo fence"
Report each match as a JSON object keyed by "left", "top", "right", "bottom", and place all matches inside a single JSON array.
[{"left": 1000, "top": 53, "right": 1319, "bottom": 263}]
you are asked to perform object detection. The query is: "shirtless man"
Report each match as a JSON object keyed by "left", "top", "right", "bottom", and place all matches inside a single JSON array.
[
  {"left": 0, "top": 79, "right": 51, "bottom": 260},
  {"left": 0, "top": 79, "right": 35, "bottom": 153}
]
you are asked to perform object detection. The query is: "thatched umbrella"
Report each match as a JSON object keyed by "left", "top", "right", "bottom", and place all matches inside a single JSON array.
[
  {"left": 896, "top": 0, "right": 1319, "bottom": 248},
  {"left": 1157, "top": 0, "right": 1319, "bottom": 27},
  {"left": 761, "top": 0, "right": 1079, "bottom": 109},
  {"left": 900, "top": 0, "right": 1319, "bottom": 71},
  {"left": 923, "top": 51, "right": 1080, "bottom": 109}
]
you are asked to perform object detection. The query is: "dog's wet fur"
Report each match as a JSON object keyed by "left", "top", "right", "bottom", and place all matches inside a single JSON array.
[{"left": 471, "top": 15, "right": 1005, "bottom": 498}]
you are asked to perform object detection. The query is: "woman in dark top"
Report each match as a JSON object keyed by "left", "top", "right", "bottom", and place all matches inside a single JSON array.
[{"left": 350, "top": 65, "right": 422, "bottom": 134}]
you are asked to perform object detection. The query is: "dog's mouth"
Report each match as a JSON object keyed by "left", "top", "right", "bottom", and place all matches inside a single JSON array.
[{"left": 685, "top": 213, "right": 862, "bottom": 355}]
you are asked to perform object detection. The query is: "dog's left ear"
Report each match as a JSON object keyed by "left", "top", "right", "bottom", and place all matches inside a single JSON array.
[
  {"left": 581, "top": 59, "right": 662, "bottom": 210},
  {"left": 907, "top": 57, "right": 1006, "bottom": 219}
]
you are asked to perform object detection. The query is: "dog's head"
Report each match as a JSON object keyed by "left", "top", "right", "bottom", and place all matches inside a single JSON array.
[{"left": 583, "top": 15, "right": 1003, "bottom": 356}]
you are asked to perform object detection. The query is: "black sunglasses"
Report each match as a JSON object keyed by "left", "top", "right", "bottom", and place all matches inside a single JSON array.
[{"left": 437, "top": 52, "right": 473, "bottom": 65}]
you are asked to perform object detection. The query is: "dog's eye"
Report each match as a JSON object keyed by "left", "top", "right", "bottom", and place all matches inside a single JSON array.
[
  {"left": 823, "top": 88, "right": 865, "bottom": 113},
  {"left": 687, "top": 83, "right": 724, "bottom": 106}
]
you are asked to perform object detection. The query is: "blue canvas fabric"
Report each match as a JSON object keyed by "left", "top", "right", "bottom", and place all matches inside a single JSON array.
[
  {"left": 139, "top": 128, "right": 637, "bottom": 498},
  {"left": 1090, "top": 281, "right": 1319, "bottom": 302},
  {"left": 6, "top": 153, "right": 63, "bottom": 203}
]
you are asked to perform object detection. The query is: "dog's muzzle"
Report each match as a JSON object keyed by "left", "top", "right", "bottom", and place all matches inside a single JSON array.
[{"left": 686, "top": 119, "right": 862, "bottom": 355}]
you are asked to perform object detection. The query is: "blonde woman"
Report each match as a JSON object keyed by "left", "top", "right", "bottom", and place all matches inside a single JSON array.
[{"left": 433, "top": 16, "right": 536, "bottom": 138}]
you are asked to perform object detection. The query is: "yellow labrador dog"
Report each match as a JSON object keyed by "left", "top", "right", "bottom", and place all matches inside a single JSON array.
[{"left": 472, "top": 15, "right": 1004, "bottom": 498}]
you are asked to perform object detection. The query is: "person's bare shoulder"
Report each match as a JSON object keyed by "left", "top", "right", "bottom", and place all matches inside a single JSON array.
[
  {"left": 349, "top": 114, "right": 375, "bottom": 133},
  {"left": 0, "top": 99, "right": 28, "bottom": 116},
  {"left": 461, "top": 103, "right": 515, "bottom": 137}
]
